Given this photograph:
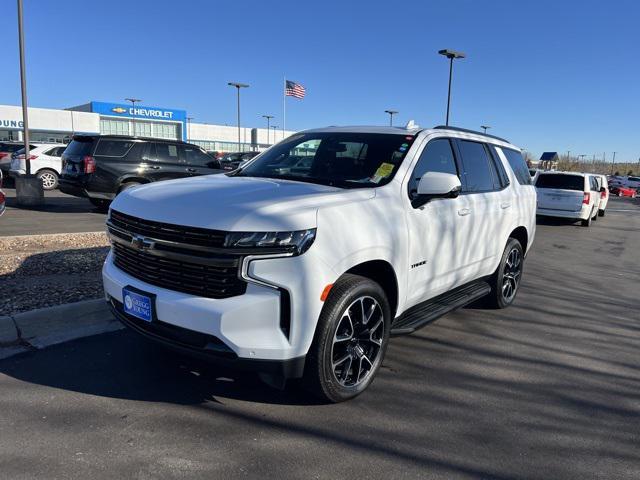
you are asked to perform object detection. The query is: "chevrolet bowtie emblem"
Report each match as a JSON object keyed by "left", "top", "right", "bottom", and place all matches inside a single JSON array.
[
  {"left": 111, "top": 107, "right": 127, "bottom": 114},
  {"left": 130, "top": 234, "right": 154, "bottom": 251}
]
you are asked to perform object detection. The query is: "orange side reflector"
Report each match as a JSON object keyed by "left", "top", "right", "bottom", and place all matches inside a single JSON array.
[{"left": 320, "top": 284, "right": 334, "bottom": 302}]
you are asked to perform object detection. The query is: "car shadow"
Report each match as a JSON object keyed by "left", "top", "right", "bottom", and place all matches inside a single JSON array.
[
  {"left": 0, "top": 330, "right": 323, "bottom": 406},
  {"left": 3, "top": 188, "right": 106, "bottom": 214}
]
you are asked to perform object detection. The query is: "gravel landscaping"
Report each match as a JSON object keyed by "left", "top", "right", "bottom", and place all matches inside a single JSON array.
[{"left": 0, "top": 232, "right": 110, "bottom": 316}]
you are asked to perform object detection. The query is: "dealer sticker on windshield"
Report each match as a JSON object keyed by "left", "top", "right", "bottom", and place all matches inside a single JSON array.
[{"left": 371, "top": 162, "right": 395, "bottom": 183}]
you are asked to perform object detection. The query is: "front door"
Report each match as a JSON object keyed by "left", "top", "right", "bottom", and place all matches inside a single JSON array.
[{"left": 405, "top": 137, "right": 473, "bottom": 307}]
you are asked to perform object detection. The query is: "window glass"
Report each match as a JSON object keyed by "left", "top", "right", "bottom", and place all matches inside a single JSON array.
[
  {"left": 155, "top": 142, "right": 180, "bottom": 163},
  {"left": 535, "top": 174, "right": 584, "bottom": 191},
  {"left": 95, "top": 139, "right": 135, "bottom": 157},
  {"left": 487, "top": 146, "right": 510, "bottom": 188},
  {"left": 408, "top": 138, "right": 457, "bottom": 198},
  {"left": 238, "top": 133, "right": 416, "bottom": 188},
  {"left": 64, "top": 138, "right": 93, "bottom": 156},
  {"left": 181, "top": 145, "right": 213, "bottom": 166},
  {"left": 500, "top": 147, "right": 532, "bottom": 185},
  {"left": 458, "top": 140, "right": 496, "bottom": 192}
]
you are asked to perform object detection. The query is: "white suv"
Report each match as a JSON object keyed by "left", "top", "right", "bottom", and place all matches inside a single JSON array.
[
  {"left": 10, "top": 143, "right": 66, "bottom": 190},
  {"left": 103, "top": 125, "right": 536, "bottom": 402}
]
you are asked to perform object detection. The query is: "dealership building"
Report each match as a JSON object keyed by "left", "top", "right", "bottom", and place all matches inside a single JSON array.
[{"left": 0, "top": 101, "right": 294, "bottom": 152}]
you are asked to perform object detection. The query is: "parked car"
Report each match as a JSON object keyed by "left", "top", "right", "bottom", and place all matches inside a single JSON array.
[
  {"left": 535, "top": 172, "right": 602, "bottom": 227},
  {"left": 0, "top": 141, "right": 36, "bottom": 177},
  {"left": 592, "top": 174, "right": 609, "bottom": 216},
  {"left": 609, "top": 185, "right": 637, "bottom": 198},
  {"left": 218, "top": 151, "right": 260, "bottom": 171},
  {"left": 625, "top": 175, "right": 640, "bottom": 190},
  {"left": 102, "top": 125, "right": 536, "bottom": 402},
  {"left": 0, "top": 170, "right": 5, "bottom": 216},
  {"left": 9, "top": 143, "right": 66, "bottom": 190},
  {"left": 58, "top": 135, "right": 223, "bottom": 209}
]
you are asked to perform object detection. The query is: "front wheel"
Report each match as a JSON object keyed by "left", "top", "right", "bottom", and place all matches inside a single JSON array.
[
  {"left": 303, "top": 274, "right": 391, "bottom": 403},
  {"left": 486, "top": 238, "right": 524, "bottom": 309}
]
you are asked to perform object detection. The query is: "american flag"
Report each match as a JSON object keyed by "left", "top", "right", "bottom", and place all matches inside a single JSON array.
[{"left": 285, "top": 80, "right": 306, "bottom": 99}]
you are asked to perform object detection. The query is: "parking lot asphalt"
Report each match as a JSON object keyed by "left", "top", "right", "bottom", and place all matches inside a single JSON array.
[
  {"left": 0, "top": 196, "right": 639, "bottom": 479},
  {"left": 0, "top": 188, "right": 107, "bottom": 236}
]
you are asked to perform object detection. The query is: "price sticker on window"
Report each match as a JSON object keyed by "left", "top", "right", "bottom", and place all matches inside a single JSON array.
[{"left": 371, "top": 163, "right": 395, "bottom": 183}]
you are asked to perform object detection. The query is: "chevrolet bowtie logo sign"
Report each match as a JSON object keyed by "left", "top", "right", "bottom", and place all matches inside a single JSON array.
[
  {"left": 130, "top": 234, "right": 155, "bottom": 251},
  {"left": 111, "top": 107, "right": 127, "bottom": 114}
]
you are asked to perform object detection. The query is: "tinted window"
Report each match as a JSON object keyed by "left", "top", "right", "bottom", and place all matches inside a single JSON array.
[
  {"left": 45, "top": 147, "right": 65, "bottom": 157},
  {"left": 536, "top": 174, "right": 584, "bottom": 191},
  {"left": 500, "top": 148, "right": 531, "bottom": 185},
  {"left": 94, "top": 139, "right": 134, "bottom": 157},
  {"left": 155, "top": 143, "right": 180, "bottom": 163},
  {"left": 408, "top": 138, "right": 458, "bottom": 198},
  {"left": 457, "top": 140, "right": 497, "bottom": 192},
  {"left": 63, "top": 139, "right": 93, "bottom": 156},
  {"left": 488, "top": 146, "right": 510, "bottom": 188},
  {"left": 181, "top": 145, "right": 213, "bottom": 166}
]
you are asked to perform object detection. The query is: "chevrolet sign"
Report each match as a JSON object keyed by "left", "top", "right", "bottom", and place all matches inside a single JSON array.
[{"left": 111, "top": 107, "right": 127, "bottom": 114}]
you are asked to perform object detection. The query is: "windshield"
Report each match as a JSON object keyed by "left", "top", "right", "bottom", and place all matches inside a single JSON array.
[{"left": 235, "top": 132, "right": 416, "bottom": 188}]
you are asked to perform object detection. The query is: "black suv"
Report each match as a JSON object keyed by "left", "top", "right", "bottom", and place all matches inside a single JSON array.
[{"left": 59, "top": 135, "right": 222, "bottom": 209}]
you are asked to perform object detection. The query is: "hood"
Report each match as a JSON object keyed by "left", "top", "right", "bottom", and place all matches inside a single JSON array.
[{"left": 110, "top": 174, "right": 375, "bottom": 231}]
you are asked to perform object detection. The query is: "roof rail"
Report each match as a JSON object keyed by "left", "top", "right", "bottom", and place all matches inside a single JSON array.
[{"left": 432, "top": 125, "right": 510, "bottom": 143}]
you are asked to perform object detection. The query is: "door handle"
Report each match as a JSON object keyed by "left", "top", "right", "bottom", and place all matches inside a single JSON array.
[
  {"left": 186, "top": 167, "right": 197, "bottom": 173},
  {"left": 457, "top": 208, "right": 471, "bottom": 216},
  {"left": 500, "top": 202, "right": 512, "bottom": 209}
]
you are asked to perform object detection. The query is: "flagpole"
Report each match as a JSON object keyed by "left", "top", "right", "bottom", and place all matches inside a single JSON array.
[{"left": 283, "top": 76, "right": 286, "bottom": 141}]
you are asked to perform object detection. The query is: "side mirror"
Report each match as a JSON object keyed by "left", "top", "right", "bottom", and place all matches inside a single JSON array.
[
  {"left": 599, "top": 186, "right": 606, "bottom": 193},
  {"left": 412, "top": 172, "right": 462, "bottom": 208}
]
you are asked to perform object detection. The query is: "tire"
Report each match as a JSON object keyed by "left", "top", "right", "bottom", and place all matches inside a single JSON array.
[
  {"left": 303, "top": 274, "right": 391, "bottom": 403},
  {"left": 118, "top": 182, "right": 141, "bottom": 194},
  {"left": 581, "top": 209, "right": 593, "bottom": 227},
  {"left": 89, "top": 198, "right": 111, "bottom": 211},
  {"left": 36, "top": 169, "right": 58, "bottom": 190},
  {"left": 598, "top": 209, "right": 605, "bottom": 217},
  {"left": 486, "top": 237, "right": 524, "bottom": 309}
]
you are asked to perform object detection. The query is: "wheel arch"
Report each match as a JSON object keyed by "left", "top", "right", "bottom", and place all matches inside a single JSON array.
[
  {"left": 117, "top": 176, "right": 150, "bottom": 191},
  {"left": 509, "top": 226, "right": 529, "bottom": 255},
  {"left": 344, "top": 260, "right": 399, "bottom": 318}
]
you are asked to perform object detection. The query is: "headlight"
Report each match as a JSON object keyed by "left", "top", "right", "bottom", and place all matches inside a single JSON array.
[{"left": 224, "top": 228, "right": 316, "bottom": 255}]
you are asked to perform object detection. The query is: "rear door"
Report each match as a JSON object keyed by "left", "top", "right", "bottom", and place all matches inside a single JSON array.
[
  {"left": 146, "top": 142, "right": 188, "bottom": 181},
  {"left": 535, "top": 174, "right": 585, "bottom": 211}
]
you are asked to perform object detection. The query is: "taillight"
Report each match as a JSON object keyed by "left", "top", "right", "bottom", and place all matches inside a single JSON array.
[
  {"left": 582, "top": 192, "right": 590, "bottom": 204},
  {"left": 600, "top": 189, "right": 607, "bottom": 199},
  {"left": 83, "top": 155, "right": 96, "bottom": 174},
  {"left": 17, "top": 154, "right": 38, "bottom": 160},
  {"left": 0, "top": 153, "right": 7, "bottom": 159}
]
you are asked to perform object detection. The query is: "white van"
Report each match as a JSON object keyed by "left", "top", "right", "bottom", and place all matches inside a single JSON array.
[{"left": 535, "top": 172, "right": 602, "bottom": 226}]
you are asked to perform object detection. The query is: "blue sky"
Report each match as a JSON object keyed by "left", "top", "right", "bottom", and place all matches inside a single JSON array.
[{"left": 1, "top": 0, "right": 639, "bottom": 161}]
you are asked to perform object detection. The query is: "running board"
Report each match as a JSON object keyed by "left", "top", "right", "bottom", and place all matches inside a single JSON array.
[{"left": 391, "top": 280, "right": 491, "bottom": 336}]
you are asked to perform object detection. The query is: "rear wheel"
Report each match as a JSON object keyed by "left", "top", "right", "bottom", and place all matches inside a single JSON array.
[
  {"left": 581, "top": 209, "right": 593, "bottom": 227},
  {"left": 486, "top": 238, "right": 524, "bottom": 309},
  {"left": 36, "top": 169, "right": 58, "bottom": 190},
  {"left": 598, "top": 209, "right": 605, "bottom": 217},
  {"left": 118, "top": 181, "right": 141, "bottom": 194},
  {"left": 303, "top": 274, "right": 391, "bottom": 403}
]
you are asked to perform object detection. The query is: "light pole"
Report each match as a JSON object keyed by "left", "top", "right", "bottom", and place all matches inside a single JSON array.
[
  {"left": 186, "top": 116, "right": 194, "bottom": 143},
  {"left": 480, "top": 125, "right": 490, "bottom": 134},
  {"left": 438, "top": 49, "right": 466, "bottom": 126},
  {"left": 125, "top": 98, "right": 141, "bottom": 136},
  {"left": 228, "top": 82, "right": 249, "bottom": 152},
  {"left": 262, "top": 114, "right": 274, "bottom": 144},
  {"left": 611, "top": 151, "right": 617, "bottom": 175},
  {"left": 15, "top": 0, "right": 44, "bottom": 206},
  {"left": 384, "top": 110, "right": 398, "bottom": 126},
  {"left": 271, "top": 125, "right": 278, "bottom": 143}
]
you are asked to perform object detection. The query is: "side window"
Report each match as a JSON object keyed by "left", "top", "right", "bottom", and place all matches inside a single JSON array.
[
  {"left": 44, "top": 147, "right": 59, "bottom": 156},
  {"left": 487, "top": 145, "right": 510, "bottom": 189},
  {"left": 55, "top": 147, "right": 66, "bottom": 156},
  {"left": 408, "top": 138, "right": 458, "bottom": 198},
  {"left": 500, "top": 147, "right": 532, "bottom": 185},
  {"left": 181, "top": 145, "right": 213, "bottom": 166},
  {"left": 155, "top": 143, "right": 180, "bottom": 163},
  {"left": 94, "top": 139, "right": 135, "bottom": 157},
  {"left": 457, "top": 140, "right": 497, "bottom": 193}
]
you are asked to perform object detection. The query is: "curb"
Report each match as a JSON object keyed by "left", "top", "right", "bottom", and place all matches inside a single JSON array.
[{"left": 0, "top": 299, "right": 123, "bottom": 360}]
